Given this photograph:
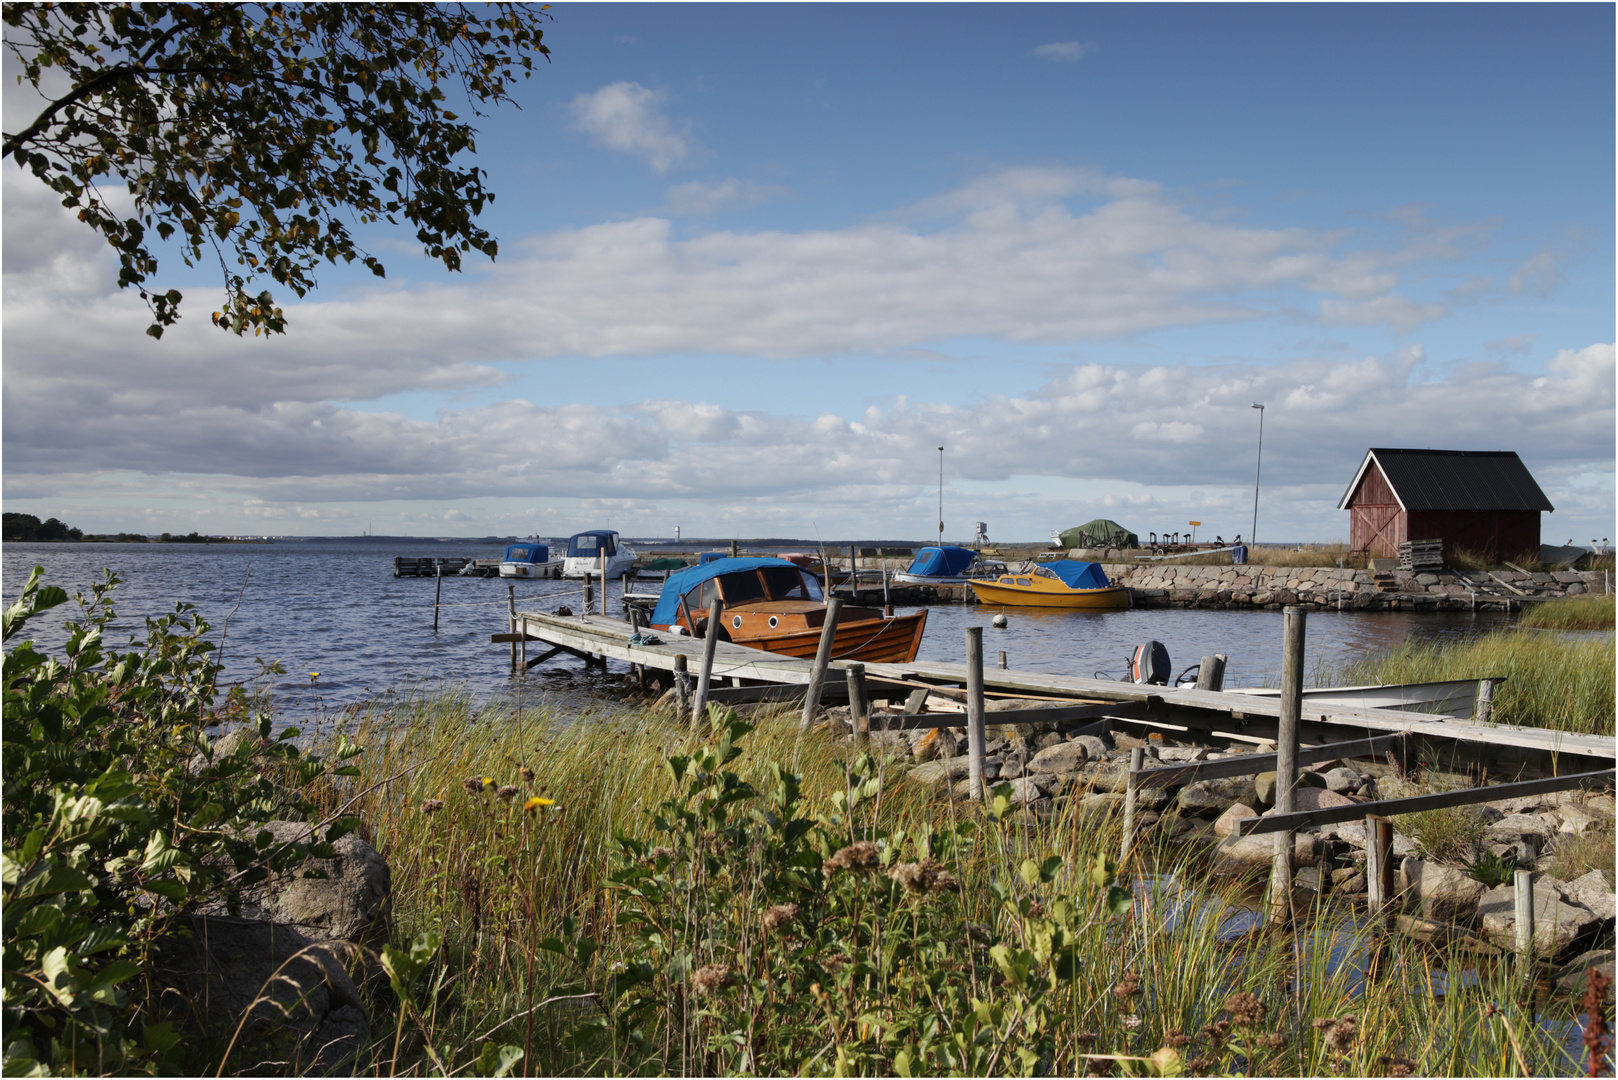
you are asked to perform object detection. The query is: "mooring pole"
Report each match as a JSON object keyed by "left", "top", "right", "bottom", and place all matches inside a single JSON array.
[
  {"left": 599, "top": 549, "right": 608, "bottom": 616},
  {"left": 1194, "top": 653, "right": 1227, "bottom": 691},
  {"left": 1269, "top": 606, "right": 1305, "bottom": 926},
  {"left": 673, "top": 652, "right": 691, "bottom": 723},
  {"left": 507, "top": 584, "right": 517, "bottom": 672},
  {"left": 1120, "top": 746, "right": 1145, "bottom": 863},
  {"left": 434, "top": 563, "right": 443, "bottom": 632},
  {"left": 998, "top": 650, "right": 1008, "bottom": 670},
  {"left": 1513, "top": 868, "right": 1535, "bottom": 963},
  {"left": 883, "top": 567, "right": 891, "bottom": 608},
  {"left": 800, "top": 598, "right": 843, "bottom": 730},
  {"left": 847, "top": 662, "right": 870, "bottom": 746},
  {"left": 1364, "top": 814, "right": 1394, "bottom": 917},
  {"left": 584, "top": 572, "right": 593, "bottom": 613},
  {"left": 692, "top": 596, "right": 722, "bottom": 732},
  {"left": 965, "top": 626, "right": 987, "bottom": 801},
  {"left": 1477, "top": 678, "right": 1497, "bottom": 724}
]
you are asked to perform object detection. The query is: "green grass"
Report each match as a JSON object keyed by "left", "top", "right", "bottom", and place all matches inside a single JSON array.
[
  {"left": 299, "top": 691, "right": 1602, "bottom": 1077},
  {"left": 1331, "top": 630, "right": 1615, "bottom": 736},
  {"left": 1521, "top": 594, "right": 1615, "bottom": 631}
]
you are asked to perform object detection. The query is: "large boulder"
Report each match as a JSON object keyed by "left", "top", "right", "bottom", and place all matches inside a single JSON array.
[
  {"left": 1486, "top": 813, "right": 1557, "bottom": 846},
  {"left": 1399, "top": 859, "right": 1488, "bottom": 924},
  {"left": 1177, "top": 777, "right": 1260, "bottom": 817},
  {"left": 203, "top": 822, "right": 391, "bottom": 945},
  {"left": 153, "top": 915, "right": 368, "bottom": 1075},
  {"left": 1321, "top": 767, "right": 1362, "bottom": 795},
  {"left": 1211, "top": 833, "right": 1319, "bottom": 874},
  {"left": 1558, "top": 869, "right": 1616, "bottom": 923},
  {"left": 1027, "top": 740, "right": 1089, "bottom": 775},
  {"left": 1553, "top": 950, "right": 1616, "bottom": 999},
  {"left": 1479, "top": 880, "right": 1604, "bottom": 959},
  {"left": 1212, "top": 802, "right": 1259, "bottom": 838},
  {"left": 1253, "top": 769, "right": 1327, "bottom": 807}
]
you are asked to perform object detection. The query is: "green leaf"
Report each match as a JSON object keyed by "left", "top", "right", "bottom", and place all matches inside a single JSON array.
[
  {"left": 476, "top": 1043, "right": 524, "bottom": 1077},
  {"left": 1104, "top": 885, "right": 1134, "bottom": 918}
]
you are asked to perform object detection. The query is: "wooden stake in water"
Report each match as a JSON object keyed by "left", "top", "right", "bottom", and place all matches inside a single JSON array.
[
  {"left": 673, "top": 652, "right": 690, "bottom": 723},
  {"left": 434, "top": 563, "right": 443, "bottom": 632},
  {"left": 800, "top": 598, "right": 843, "bottom": 731},
  {"left": 1270, "top": 606, "right": 1306, "bottom": 926},
  {"left": 965, "top": 626, "right": 987, "bottom": 801},
  {"left": 507, "top": 583, "right": 517, "bottom": 672},
  {"left": 1365, "top": 814, "right": 1394, "bottom": 917},
  {"left": 693, "top": 596, "right": 722, "bottom": 732},
  {"left": 1121, "top": 746, "right": 1145, "bottom": 863}
]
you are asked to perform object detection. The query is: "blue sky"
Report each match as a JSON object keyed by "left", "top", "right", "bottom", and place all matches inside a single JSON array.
[{"left": 4, "top": 3, "right": 1613, "bottom": 544}]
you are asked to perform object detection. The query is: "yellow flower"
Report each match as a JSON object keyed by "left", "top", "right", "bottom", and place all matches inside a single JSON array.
[
  {"left": 309, "top": 672, "right": 320, "bottom": 679},
  {"left": 523, "top": 796, "right": 555, "bottom": 813},
  {"left": 481, "top": 776, "right": 496, "bottom": 789}
]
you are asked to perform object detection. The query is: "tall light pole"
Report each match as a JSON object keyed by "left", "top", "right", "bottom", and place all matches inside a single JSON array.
[
  {"left": 937, "top": 446, "right": 945, "bottom": 547},
  {"left": 1250, "top": 403, "right": 1265, "bottom": 547}
]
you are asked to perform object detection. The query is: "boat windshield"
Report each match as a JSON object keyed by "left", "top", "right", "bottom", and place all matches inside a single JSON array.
[
  {"left": 711, "top": 565, "right": 824, "bottom": 604},
  {"left": 568, "top": 532, "right": 617, "bottom": 557}
]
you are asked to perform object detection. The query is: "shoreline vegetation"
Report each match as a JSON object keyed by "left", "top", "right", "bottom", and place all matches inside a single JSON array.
[{"left": 4, "top": 568, "right": 1613, "bottom": 1076}]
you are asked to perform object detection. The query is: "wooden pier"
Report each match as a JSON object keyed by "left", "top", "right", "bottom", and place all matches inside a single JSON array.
[{"left": 498, "top": 609, "right": 1615, "bottom": 778}]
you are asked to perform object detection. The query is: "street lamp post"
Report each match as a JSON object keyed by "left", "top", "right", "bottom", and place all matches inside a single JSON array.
[
  {"left": 937, "top": 446, "right": 945, "bottom": 547},
  {"left": 1250, "top": 403, "right": 1265, "bottom": 548}
]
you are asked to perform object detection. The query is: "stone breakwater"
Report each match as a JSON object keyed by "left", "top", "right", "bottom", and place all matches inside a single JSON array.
[{"left": 1100, "top": 563, "right": 1611, "bottom": 612}]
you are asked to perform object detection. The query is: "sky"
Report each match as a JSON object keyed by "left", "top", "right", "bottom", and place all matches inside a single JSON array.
[{"left": 4, "top": 3, "right": 1614, "bottom": 544}]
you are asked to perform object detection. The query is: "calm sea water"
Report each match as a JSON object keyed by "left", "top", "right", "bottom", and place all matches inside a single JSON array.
[{"left": 3, "top": 540, "right": 1515, "bottom": 717}]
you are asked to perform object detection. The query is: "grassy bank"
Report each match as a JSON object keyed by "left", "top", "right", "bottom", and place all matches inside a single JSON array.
[
  {"left": 1331, "top": 629, "right": 1615, "bottom": 736},
  {"left": 1521, "top": 595, "right": 1616, "bottom": 631},
  {"left": 309, "top": 693, "right": 1602, "bottom": 1077}
]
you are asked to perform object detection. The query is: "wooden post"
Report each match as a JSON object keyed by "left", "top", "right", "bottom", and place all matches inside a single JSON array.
[
  {"left": 584, "top": 572, "right": 593, "bottom": 613},
  {"left": 693, "top": 596, "right": 723, "bottom": 732},
  {"left": 1365, "top": 814, "right": 1394, "bottom": 917},
  {"left": 848, "top": 545, "right": 858, "bottom": 598},
  {"left": 1513, "top": 868, "right": 1535, "bottom": 962},
  {"left": 883, "top": 567, "right": 890, "bottom": 608},
  {"left": 998, "top": 650, "right": 1008, "bottom": 670},
  {"left": 621, "top": 572, "right": 630, "bottom": 613},
  {"left": 730, "top": 539, "right": 739, "bottom": 559},
  {"left": 673, "top": 653, "right": 690, "bottom": 723},
  {"left": 800, "top": 598, "right": 844, "bottom": 730},
  {"left": 599, "top": 549, "right": 608, "bottom": 615},
  {"left": 848, "top": 662, "right": 870, "bottom": 744},
  {"left": 1121, "top": 746, "right": 1145, "bottom": 863},
  {"left": 434, "top": 563, "right": 443, "bottom": 632},
  {"left": 1477, "top": 678, "right": 1496, "bottom": 724},
  {"left": 1194, "top": 653, "right": 1227, "bottom": 691},
  {"left": 507, "top": 584, "right": 517, "bottom": 672},
  {"left": 965, "top": 626, "right": 987, "bottom": 801},
  {"left": 1270, "top": 606, "right": 1305, "bottom": 926}
]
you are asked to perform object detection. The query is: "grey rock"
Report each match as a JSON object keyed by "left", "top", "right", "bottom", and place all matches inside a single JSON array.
[
  {"left": 1294, "top": 865, "right": 1324, "bottom": 891},
  {"left": 1211, "top": 833, "right": 1320, "bottom": 874},
  {"left": 153, "top": 915, "right": 367, "bottom": 1076},
  {"left": 1336, "top": 872, "right": 1367, "bottom": 895},
  {"left": 1070, "top": 734, "right": 1111, "bottom": 758},
  {"left": 1395, "top": 914, "right": 1501, "bottom": 955},
  {"left": 908, "top": 758, "right": 972, "bottom": 789},
  {"left": 1155, "top": 746, "right": 1212, "bottom": 763},
  {"left": 1035, "top": 732, "right": 1066, "bottom": 751},
  {"left": 1479, "top": 880, "right": 1603, "bottom": 959},
  {"left": 1081, "top": 792, "right": 1125, "bottom": 815},
  {"left": 1331, "top": 820, "right": 1419, "bottom": 857},
  {"left": 998, "top": 754, "right": 1027, "bottom": 781},
  {"left": 1254, "top": 769, "right": 1327, "bottom": 807},
  {"left": 1553, "top": 950, "right": 1616, "bottom": 999},
  {"left": 1398, "top": 859, "right": 1487, "bottom": 924},
  {"left": 1487, "top": 813, "right": 1557, "bottom": 843},
  {"left": 1555, "top": 805, "right": 1602, "bottom": 836},
  {"left": 1558, "top": 869, "right": 1616, "bottom": 922},
  {"left": 1322, "top": 767, "right": 1362, "bottom": 795},
  {"left": 1177, "top": 777, "right": 1261, "bottom": 817},
  {"left": 1087, "top": 762, "right": 1132, "bottom": 793},
  {"left": 1027, "top": 740, "right": 1089, "bottom": 775},
  {"left": 1000, "top": 776, "right": 1048, "bottom": 808},
  {"left": 1212, "top": 802, "right": 1259, "bottom": 838},
  {"left": 203, "top": 822, "right": 391, "bottom": 945}
]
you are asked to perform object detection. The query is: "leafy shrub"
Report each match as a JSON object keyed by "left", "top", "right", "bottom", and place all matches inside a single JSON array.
[
  {"left": 1461, "top": 848, "right": 1515, "bottom": 889},
  {"left": 1, "top": 567, "right": 361, "bottom": 1075}
]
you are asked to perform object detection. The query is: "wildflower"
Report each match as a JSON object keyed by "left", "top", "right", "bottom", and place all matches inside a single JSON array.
[
  {"left": 823, "top": 841, "right": 881, "bottom": 875},
  {"left": 1074, "top": 1032, "right": 1098, "bottom": 1045},
  {"left": 496, "top": 784, "right": 519, "bottom": 802},
  {"left": 1224, "top": 991, "right": 1268, "bottom": 1027},
  {"left": 1122, "top": 1014, "right": 1142, "bottom": 1030},
  {"left": 519, "top": 765, "right": 536, "bottom": 783},
  {"left": 524, "top": 796, "right": 555, "bottom": 813},
  {"left": 762, "top": 902, "right": 800, "bottom": 931},
  {"left": 819, "top": 953, "right": 848, "bottom": 974},
  {"left": 691, "top": 963, "right": 735, "bottom": 996},
  {"left": 1112, "top": 969, "right": 1141, "bottom": 1003},
  {"left": 462, "top": 777, "right": 483, "bottom": 794},
  {"left": 481, "top": 776, "right": 496, "bottom": 789},
  {"left": 1161, "top": 1028, "right": 1191, "bottom": 1049},
  {"left": 888, "top": 857, "right": 957, "bottom": 895},
  {"left": 309, "top": 672, "right": 320, "bottom": 680},
  {"left": 420, "top": 798, "right": 444, "bottom": 814},
  {"left": 1257, "top": 1033, "right": 1286, "bottom": 1049},
  {"left": 1320, "top": 1016, "right": 1357, "bottom": 1054},
  {"left": 644, "top": 845, "right": 675, "bottom": 861}
]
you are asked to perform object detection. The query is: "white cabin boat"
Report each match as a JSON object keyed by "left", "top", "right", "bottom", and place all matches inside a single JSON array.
[
  {"left": 499, "top": 541, "right": 564, "bottom": 580},
  {"left": 561, "top": 530, "right": 639, "bottom": 580}
]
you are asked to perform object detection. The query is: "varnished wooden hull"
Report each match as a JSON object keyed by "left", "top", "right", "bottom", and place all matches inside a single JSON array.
[
  {"left": 734, "top": 611, "right": 928, "bottom": 664},
  {"left": 966, "top": 580, "right": 1131, "bottom": 610}
]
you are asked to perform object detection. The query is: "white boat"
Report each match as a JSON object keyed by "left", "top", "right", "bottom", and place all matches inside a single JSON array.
[
  {"left": 561, "top": 530, "right": 639, "bottom": 580},
  {"left": 1224, "top": 679, "right": 1486, "bottom": 720},
  {"left": 498, "top": 541, "right": 563, "bottom": 580},
  {"left": 889, "top": 545, "right": 1007, "bottom": 586}
]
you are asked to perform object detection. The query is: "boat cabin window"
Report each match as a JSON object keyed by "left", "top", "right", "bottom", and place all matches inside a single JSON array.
[
  {"left": 1033, "top": 566, "right": 1058, "bottom": 580},
  {"left": 759, "top": 565, "right": 821, "bottom": 600},
  {"left": 679, "top": 580, "right": 714, "bottom": 619},
  {"left": 717, "top": 570, "right": 768, "bottom": 604},
  {"left": 1015, "top": 577, "right": 1032, "bottom": 587},
  {"left": 568, "top": 533, "right": 617, "bottom": 557}
]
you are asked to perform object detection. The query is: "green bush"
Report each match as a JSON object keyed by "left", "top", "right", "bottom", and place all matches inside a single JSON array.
[{"left": 1, "top": 567, "right": 361, "bottom": 1075}]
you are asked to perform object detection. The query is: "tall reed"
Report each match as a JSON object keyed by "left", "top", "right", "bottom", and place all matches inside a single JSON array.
[{"left": 1521, "top": 595, "right": 1615, "bottom": 631}]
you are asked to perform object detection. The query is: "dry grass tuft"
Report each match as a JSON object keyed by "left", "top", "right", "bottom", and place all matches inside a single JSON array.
[{"left": 1521, "top": 595, "right": 1615, "bottom": 631}]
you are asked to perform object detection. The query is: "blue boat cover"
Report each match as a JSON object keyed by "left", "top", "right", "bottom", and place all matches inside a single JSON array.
[
  {"left": 567, "top": 530, "right": 617, "bottom": 558},
  {"left": 503, "top": 543, "right": 548, "bottom": 563},
  {"left": 904, "top": 545, "right": 977, "bottom": 578},
  {"left": 1046, "top": 560, "right": 1111, "bottom": 589},
  {"left": 651, "top": 557, "right": 799, "bottom": 626}
]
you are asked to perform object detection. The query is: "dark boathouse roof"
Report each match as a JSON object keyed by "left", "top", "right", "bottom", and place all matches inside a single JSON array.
[{"left": 1338, "top": 449, "right": 1555, "bottom": 513}]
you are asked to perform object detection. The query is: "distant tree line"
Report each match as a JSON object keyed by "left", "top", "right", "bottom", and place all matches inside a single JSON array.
[{"left": 3, "top": 513, "right": 82, "bottom": 541}]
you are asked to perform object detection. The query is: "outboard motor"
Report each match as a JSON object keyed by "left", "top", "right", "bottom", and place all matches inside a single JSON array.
[{"left": 1129, "top": 641, "right": 1171, "bottom": 686}]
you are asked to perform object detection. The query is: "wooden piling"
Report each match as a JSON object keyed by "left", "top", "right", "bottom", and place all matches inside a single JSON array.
[
  {"left": 965, "top": 626, "right": 987, "bottom": 801},
  {"left": 599, "top": 549, "right": 608, "bottom": 615},
  {"left": 434, "top": 563, "right": 443, "bottom": 632},
  {"left": 1121, "top": 746, "right": 1145, "bottom": 863},
  {"left": 1194, "top": 654, "right": 1227, "bottom": 692},
  {"left": 730, "top": 539, "right": 739, "bottom": 559},
  {"left": 998, "top": 650, "right": 1008, "bottom": 670},
  {"left": 1477, "top": 678, "right": 1497, "bottom": 724},
  {"left": 693, "top": 596, "right": 722, "bottom": 732},
  {"left": 1365, "top": 814, "right": 1394, "bottom": 917},
  {"left": 584, "top": 573, "right": 593, "bottom": 613},
  {"left": 673, "top": 653, "right": 690, "bottom": 723},
  {"left": 1513, "top": 868, "right": 1535, "bottom": 961},
  {"left": 848, "top": 662, "right": 870, "bottom": 744},
  {"left": 883, "top": 567, "right": 890, "bottom": 608},
  {"left": 1270, "top": 606, "right": 1306, "bottom": 926},
  {"left": 800, "top": 598, "right": 843, "bottom": 730},
  {"left": 507, "top": 584, "right": 517, "bottom": 672}
]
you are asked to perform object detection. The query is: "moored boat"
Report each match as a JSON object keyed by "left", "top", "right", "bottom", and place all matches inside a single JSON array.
[
  {"left": 890, "top": 545, "right": 1007, "bottom": 585},
  {"left": 562, "top": 530, "right": 638, "bottom": 579},
  {"left": 967, "top": 560, "right": 1131, "bottom": 610},
  {"left": 499, "top": 541, "right": 563, "bottom": 579},
  {"left": 649, "top": 557, "right": 927, "bottom": 663}
]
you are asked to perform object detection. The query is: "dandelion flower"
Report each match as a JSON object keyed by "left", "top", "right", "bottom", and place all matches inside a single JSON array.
[
  {"left": 496, "top": 785, "right": 519, "bottom": 802},
  {"left": 691, "top": 963, "right": 735, "bottom": 996},
  {"left": 761, "top": 903, "right": 800, "bottom": 931},
  {"left": 420, "top": 798, "right": 444, "bottom": 814},
  {"left": 824, "top": 841, "right": 881, "bottom": 875},
  {"left": 309, "top": 672, "right": 320, "bottom": 679},
  {"left": 524, "top": 796, "right": 555, "bottom": 813},
  {"left": 481, "top": 776, "right": 496, "bottom": 789}
]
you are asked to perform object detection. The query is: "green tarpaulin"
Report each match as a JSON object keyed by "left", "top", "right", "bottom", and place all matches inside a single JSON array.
[{"left": 1059, "top": 519, "right": 1139, "bottom": 549}]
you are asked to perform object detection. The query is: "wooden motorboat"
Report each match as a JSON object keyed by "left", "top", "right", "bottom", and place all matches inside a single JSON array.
[
  {"left": 649, "top": 557, "right": 927, "bottom": 664},
  {"left": 967, "top": 560, "right": 1131, "bottom": 610}
]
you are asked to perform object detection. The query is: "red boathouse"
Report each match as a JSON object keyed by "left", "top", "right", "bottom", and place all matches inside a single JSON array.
[{"left": 1338, "top": 448, "right": 1554, "bottom": 561}]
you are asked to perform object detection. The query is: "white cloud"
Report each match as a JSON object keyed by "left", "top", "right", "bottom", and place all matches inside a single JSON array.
[
  {"left": 568, "top": 82, "right": 692, "bottom": 172},
  {"left": 1508, "top": 249, "right": 1563, "bottom": 297},
  {"left": 1033, "top": 41, "right": 1096, "bottom": 62},
  {"left": 664, "top": 178, "right": 790, "bottom": 215}
]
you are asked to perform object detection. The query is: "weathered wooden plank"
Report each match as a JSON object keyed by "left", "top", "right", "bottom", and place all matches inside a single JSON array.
[
  {"left": 514, "top": 612, "right": 823, "bottom": 683},
  {"left": 1236, "top": 770, "right": 1616, "bottom": 836},
  {"left": 1134, "top": 733, "right": 1407, "bottom": 789},
  {"left": 705, "top": 680, "right": 849, "bottom": 705},
  {"left": 489, "top": 632, "right": 542, "bottom": 643}
]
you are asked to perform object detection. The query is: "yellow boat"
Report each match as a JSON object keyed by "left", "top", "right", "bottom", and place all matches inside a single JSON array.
[{"left": 967, "top": 560, "right": 1131, "bottom": 610}]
